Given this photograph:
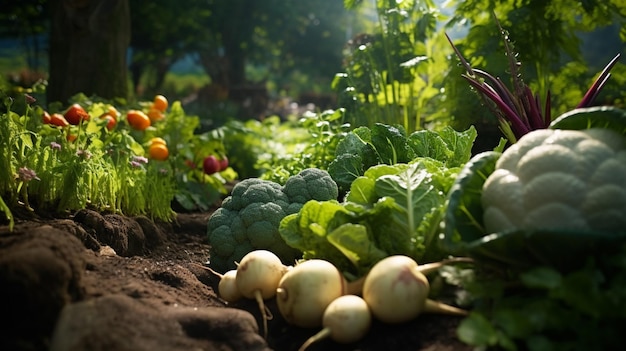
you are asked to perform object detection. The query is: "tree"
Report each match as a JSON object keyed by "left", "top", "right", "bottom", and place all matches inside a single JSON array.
[
  {"left": 47, "top": 0, "right": 130, "bottom": 104},
  {"left": 0, "top": 0, "right": 49, "bottom": 73}
]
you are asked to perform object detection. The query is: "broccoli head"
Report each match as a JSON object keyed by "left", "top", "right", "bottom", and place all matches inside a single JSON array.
[
  {"left": 207, "top": 168, "right": 339, "bottom": 272},
  {"left": 283, "top": 168, "right": 339, "bottom": 208}
]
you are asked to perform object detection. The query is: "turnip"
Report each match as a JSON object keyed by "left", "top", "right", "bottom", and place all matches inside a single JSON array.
[
  {"left": 216, "top": 269, "right": 243, "bottom": 303},
  {"left": 190, "top": 264, "right": 243, "bottom": 303},
  {"left": 298, "top": 295, "right": 372, "bottom": 351},
  {"left": 236, "top": 250, "right": 290, "bottom": 337},
  {"left": 276, "top": 259, "right": 352, "bottom": 328},
  {"left": 362, "top": 255, "right": 468, "bottom": 324}
]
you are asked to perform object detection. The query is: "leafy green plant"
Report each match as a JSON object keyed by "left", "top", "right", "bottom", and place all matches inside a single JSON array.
[
  {"left": 279, "top": 125, "right": 477, "bottom": 278},
  {"left": 221, "top": 110, "right": 349, "bottom": 184},
  {"left": 0, "top": 89, "right": 236, "bottom": 225},
  {"left": 337, "top": 0, "right": 452, "bottom": 131},
  {"left": 446, "top": 255, "right": 626, "bottom": 351},
  {"left": 328, "top": 122, "right": 477, "bottom": 192}
]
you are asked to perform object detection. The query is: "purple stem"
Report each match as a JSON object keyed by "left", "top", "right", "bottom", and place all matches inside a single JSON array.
[
  {"left": 473, "top": 69, "right": 520, "bottom": 117},
  {"left": 577, "top": 53, "right": 621, "bottom": 108},
  {"left": 523, "top": 86, "right": 545, "bottom": 129},
  {"left": 462, "top": 75, "right": 531, "bottom": 137}
]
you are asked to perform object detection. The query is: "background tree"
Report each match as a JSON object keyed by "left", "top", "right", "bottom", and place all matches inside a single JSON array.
[
  {"left": 47, "top": 0, "right": 131, "bottom": 104},
  {"left": 128, "top": 0, "right": 211, "bottom": 97},
  {"left": 0, "top": 0, "right": 49, "bottom": 74},
  {"left": 0, "top": 0, "right": 49, "bottom": 92}
]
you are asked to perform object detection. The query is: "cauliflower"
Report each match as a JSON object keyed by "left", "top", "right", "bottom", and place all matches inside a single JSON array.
[
  {"left": 207, "top": 168, "right": 339, "bottom": 271},
  {"left": 481, "top": 128, "right": 626, "bottom": 234}
]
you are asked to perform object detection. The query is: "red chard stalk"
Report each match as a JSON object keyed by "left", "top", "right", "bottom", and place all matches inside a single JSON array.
[{"left": 447, "top": 17, "right": 621, "bottom": 144}]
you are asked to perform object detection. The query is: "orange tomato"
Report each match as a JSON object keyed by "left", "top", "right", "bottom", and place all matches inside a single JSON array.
[
  {"left": 148, "top": 143, "right": 169, "bottom": 161},
  {"left": 150, "top": 137, "right": 167, "bottom": 146},
  {"left": 64, "top": 103, "right": 90, "bottom": 125},
  {"left": 126, "top": 110, "right": 151, "bottom": 131},
  {"left": 49, "top": 113, "right": 69, "bottom": 127},
  {"left": 152, "top": 94, "right": 168, "bottom": 112},
  {"left": 103, "top": 105, "right": 120, "bottom": 121},
  {"left": 147, "top": 107, "right": 164, "bottom": 122}
]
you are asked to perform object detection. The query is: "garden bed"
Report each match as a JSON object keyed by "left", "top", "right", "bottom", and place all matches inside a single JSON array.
[{"left": 0, "top": 209, "right": 470, "bottom": 351}]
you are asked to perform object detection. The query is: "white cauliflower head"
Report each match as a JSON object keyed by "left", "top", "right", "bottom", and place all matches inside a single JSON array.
[{"left": 482, "top": 128, "right": 626, "bottom": 234}]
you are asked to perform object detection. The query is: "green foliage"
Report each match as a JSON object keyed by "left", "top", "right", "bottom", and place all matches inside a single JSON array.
[
  {"left": 328, "top": 122, "right": 477, "bottom": 192},
  {"left": 337, "top": 0, "right": 452, "bottom": 131},
  {"left": 451, "top": 257, "right": 626, "bottom": 351},
  {"left": 0, "top": 90, "right": 237, "bottom": 224},
  {"left": 221, "top": 110, "right": 349, "bottom": 183},
  {"left": 279, "top": 125, "right": 476, "bottom": 278}
]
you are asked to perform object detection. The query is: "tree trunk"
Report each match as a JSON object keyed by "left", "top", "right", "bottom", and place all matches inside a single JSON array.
[{"left": 47, "top": 0, "right": 130, "bottom": 105}]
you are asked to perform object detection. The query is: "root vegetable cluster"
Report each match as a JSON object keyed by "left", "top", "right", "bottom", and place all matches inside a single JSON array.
[{"left": 203, "top": 250, "right": 471, "bottom": 349}]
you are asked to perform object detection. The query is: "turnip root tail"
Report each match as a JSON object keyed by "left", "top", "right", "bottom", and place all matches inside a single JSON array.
[
  {"left": 191, "top": 262, "right": 224, "bottom": 278},
  {"left": 253, "top": 290, "right": 273, "bottom": 339},
  {"left": 416, "top": 257, "right": 474, "bottom": 276},
  {"left": 424, "top": 299, "right": 468, "bottom": 316},
  {"left": 298, "top": 328, "right": 331, "bottom": 351}
]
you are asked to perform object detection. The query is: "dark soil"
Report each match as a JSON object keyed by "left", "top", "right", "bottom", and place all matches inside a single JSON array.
[{"left": 0, "top": 207, "right": 471, "bottom": 351}]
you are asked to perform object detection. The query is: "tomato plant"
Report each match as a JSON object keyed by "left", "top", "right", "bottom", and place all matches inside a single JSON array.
[
  {"left": 203, "top": 155, "right": 220, "bottom": 174},
  {"left": 64, "top": 103, "right": 90, "bottom": 125},
  {"left": 126, "top": 110, "right": 151, "bottom": 131},
  {"left": 153, "top": 94, "right": 168, "bottom": 112}
]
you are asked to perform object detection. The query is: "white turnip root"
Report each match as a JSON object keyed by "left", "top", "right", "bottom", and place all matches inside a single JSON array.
[
  {"left": 362, "top": 255, "right": 468, "bottom": 324},
  {"left": 236, "top": 250, "right": 290, "bottom": 337},
  {"left": 190, "top": 264, "right": 243, "bottom": 303},
  {"left": 217, "top": 269, "right": 243, "bottom": 303},
  {"left": 298, "top": 295, "right": 372, "bottom": 351},
  {"left": 276, "top": 259, "right": 349, "bottom": 328}
]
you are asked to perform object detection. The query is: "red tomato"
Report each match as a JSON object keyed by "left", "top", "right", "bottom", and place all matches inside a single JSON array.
[
  {"left": 100, "top": 115, "right": 117, "bottom": 131},
  {"left": 203, "top": 155, "right": 220, "bottom": 175},
  {"left": 100, "top": 105, "right": 119, "bottom": 121},
  {"left": 42, "top": 111, "right": 52, "bottom": 124},
  {"left": 64, "top": 103, "right": 90, "bottom": 125},
  {"left": 218, "top": 156, "right": 229, "bottom": 171},
  {"left": 49, "top": 113, "right": 69, "bottom": 127}
]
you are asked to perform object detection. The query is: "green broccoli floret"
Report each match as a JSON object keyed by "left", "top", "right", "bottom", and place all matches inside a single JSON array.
[
  {"left": 283, "top": 168, "right": 339, "bottom": 210},
  {"left": 206, "top": 168, "right": 339, "bottom": 272}
]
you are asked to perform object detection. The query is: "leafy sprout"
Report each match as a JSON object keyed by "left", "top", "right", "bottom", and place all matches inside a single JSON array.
[{"left": 446, "top": 15, "right": 621, "bottom": 144}]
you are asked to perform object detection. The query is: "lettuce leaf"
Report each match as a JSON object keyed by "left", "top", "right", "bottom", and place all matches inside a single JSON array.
[{"left": 280, "top": 159, "right": 461, "bottom": 277}]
